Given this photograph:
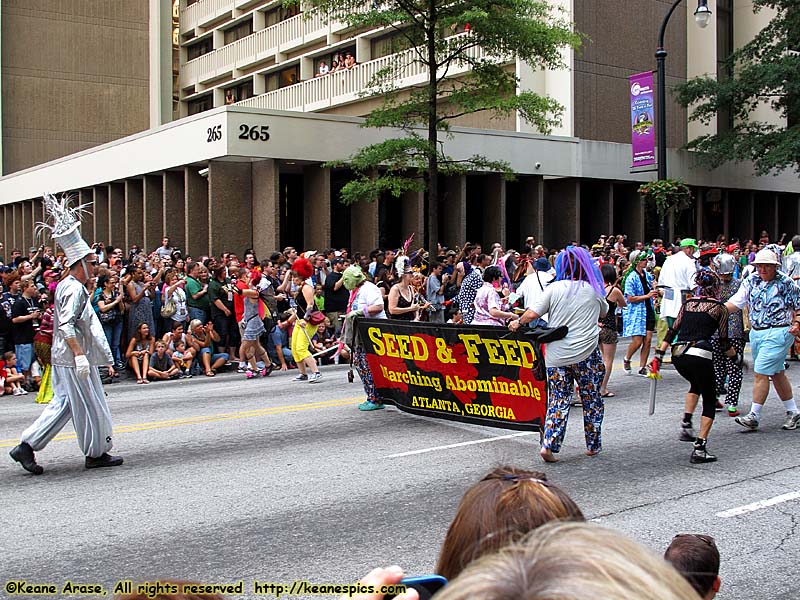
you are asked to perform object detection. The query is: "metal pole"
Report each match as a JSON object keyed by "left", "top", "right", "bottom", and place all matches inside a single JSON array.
[{"left": 655, "top": 0, "right": 685, "bottom": 239}]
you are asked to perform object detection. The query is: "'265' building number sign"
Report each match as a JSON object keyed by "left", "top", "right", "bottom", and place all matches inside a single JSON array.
[{"left": 206, "top": 124, "right": 271, "bottom": 143}]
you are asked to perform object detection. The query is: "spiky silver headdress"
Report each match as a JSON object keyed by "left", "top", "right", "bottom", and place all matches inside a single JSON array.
[
  {"left": 394, "top": 233, "right": 415, "bottom": 276},
  {"left": 35, "top": 193, "right": 93, "bottom": 266}
]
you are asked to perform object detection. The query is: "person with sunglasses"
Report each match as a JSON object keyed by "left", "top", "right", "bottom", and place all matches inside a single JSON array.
[{"left": 10, "top": 195, "right": 121, "bottom": 475}]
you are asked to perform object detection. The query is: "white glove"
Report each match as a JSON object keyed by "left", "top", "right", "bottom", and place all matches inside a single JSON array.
[{"left": 75, "top": 354, "right": 91, "bottom": 380}]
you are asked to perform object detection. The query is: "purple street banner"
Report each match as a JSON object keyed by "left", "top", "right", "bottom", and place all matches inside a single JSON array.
[
  {"left": 629, "top": 71, "right": 656, "bottom": 168},
  {"left": 358, "top": 319, "right": 547, "bottom": 432}
]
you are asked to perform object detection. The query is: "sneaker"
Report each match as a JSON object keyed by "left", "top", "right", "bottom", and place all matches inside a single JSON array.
[
  {"left": 727, "top": 406, "right": 740, "bottom": 417},
  {"left": 735, "top": 413, "right": 759, "bottom": 431},
  {"left": 9, "top": 442, "right": 44, "bottom": 475},
  {"left": 638, "top": 367, "right": 648, "bottom": 377},
  {"left": 358, "top": 400, "right": 385, "bottom": 411},
  {"left": 245, "top": 369, "right": 257, "bottom": 379},
  {"left": 690, "top": 442, "right": 717, "bottom": 464},
  {"left": 237, "top": 365, "right": 247, "bottom": 373},
  {"left": 293, "top": 374, "right": 308, "bottom": 382},
  {"left": 85, "top": 453, "right": 124, "bottom": 469},
  {"left": 781, "top": 411, "right": 800, "bottom": 430},
  {"left": 308, "top": 372, "right": 322, "bottom": 383},
  {"left": 679, "top": 420, "right": 695, "bottom": 442},
  {"left": 12, "top": 388, "right": 24, "bottom": 396},
  {"left": 623, "top": 359, "right": 632, "bottom": 374}
]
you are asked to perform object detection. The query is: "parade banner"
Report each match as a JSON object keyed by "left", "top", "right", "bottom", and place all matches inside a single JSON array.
[
  {"left": 358, "top": 319, "right": 547, "bottom": 431},
  {"left": 629, "top": 71, "right": 656, "bottom": 168}
]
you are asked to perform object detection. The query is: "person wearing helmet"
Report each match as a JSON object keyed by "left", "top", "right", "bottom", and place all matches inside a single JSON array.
[
  {"left": 725, "top": 248, "right": 800, "bottom": 431},
  {"left": 712, "top": 253, "right": 746, "bottom": 417}
]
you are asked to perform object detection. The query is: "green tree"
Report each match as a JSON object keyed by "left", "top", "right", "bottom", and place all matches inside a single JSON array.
[
  {"left": 675, "top": 0, "right": 800, "bottom": 175},
  {"left": 301, "top": 0, "right": 580, "bottom": 250}
]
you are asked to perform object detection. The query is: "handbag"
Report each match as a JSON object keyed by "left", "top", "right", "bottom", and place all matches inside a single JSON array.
[
  {"left": 308, "top": 310, "right": 326, "bottom": 325},
  {"left": 161, "top": 298, "right": 177, "bottom": 318}
]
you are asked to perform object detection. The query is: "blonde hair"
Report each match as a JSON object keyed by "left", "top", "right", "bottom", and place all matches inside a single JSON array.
[{"left": 436, "top": 521, "right": 701, "bottom": 600}]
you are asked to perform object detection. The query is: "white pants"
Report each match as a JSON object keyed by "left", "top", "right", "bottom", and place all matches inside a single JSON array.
[{"left": 21, "top": 366, "right": 113, "bottom": 458}]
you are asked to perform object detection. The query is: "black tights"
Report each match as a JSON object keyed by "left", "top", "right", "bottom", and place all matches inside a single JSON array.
[{"left": 673, "top": 354, "right": 717, "bottom": 420}]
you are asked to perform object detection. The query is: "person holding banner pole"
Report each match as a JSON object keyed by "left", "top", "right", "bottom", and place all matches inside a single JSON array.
[
  {"left": 508, "top": 246, "right": 607, "bottom": 463},
  {"left": 340, "top": 265, "right": 388, "bottom": 412},
  {"left": 653, "top": 270, "right": 738, "bottom": 464}
]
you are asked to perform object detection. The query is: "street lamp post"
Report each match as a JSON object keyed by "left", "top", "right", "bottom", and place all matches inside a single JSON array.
[{"left": 655, "top": 0, "right": 711, "bottom": 236}]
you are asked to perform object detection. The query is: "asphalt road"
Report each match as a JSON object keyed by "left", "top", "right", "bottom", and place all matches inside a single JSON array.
[{"left": 1, "top": 352, "right": 798, "bottom": 600}]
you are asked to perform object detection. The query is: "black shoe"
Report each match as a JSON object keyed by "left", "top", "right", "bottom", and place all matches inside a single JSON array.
[
  {"left": 10, "top": 442, "right": 44, "bottom": 475},
  {"left": 690, "top": 441, "right": 717, "bottom": 464},
  {"left": 85, "top": 453, "right": 124, "bottom": 469},
  {"left": 679, "top": 421, "right": 695, "bottom": 442}
]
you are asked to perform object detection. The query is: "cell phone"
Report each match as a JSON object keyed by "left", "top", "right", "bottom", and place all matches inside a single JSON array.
[{"left": 384, "top": 575, "right": 447, "bottom": 600}]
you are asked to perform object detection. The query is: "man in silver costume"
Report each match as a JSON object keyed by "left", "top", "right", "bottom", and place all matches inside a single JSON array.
[{"left": 10, "top": 195, "right": 121, "bottom": 474}]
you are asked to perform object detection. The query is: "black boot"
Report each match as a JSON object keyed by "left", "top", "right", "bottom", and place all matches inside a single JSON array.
[
  {"left": 690, "top": 438, "right": 717, "bottom": 464},
  {"left": 10, "top": 442, "right": 44, "bottom": 475},
  {"left": 85, "top": 453, "right": 124, "bottom": 469}
]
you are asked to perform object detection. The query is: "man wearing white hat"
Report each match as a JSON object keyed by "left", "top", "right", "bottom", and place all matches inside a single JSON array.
[
  {"left": 658, "top": 238, "right": 699, "bottom": 329},
  {"left": 9, "top": 195, "right": 121, "bottom": 475},
  {"left": 725, "top": 248, "right": 800, "bottom": 431}
]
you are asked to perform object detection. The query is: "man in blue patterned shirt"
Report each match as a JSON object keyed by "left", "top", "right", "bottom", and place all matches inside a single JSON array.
[{"left": 726, "top": 249, "right": 800, "bottom": 431}]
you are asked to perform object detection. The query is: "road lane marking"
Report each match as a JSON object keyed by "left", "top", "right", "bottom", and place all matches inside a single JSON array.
[
  {"left": 716, "top": 491, "right": 800, "bottom": 518},
  {"left": 384, "top": 432, "right": 535, "bottom": 458},
  {"left": 0, "top": 398, "right": 361, "bottom": 447}
]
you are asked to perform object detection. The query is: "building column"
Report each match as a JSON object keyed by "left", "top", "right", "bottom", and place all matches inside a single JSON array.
[
  {"left": 93, "top": 186, "right": 110, "bottom": 245},
  {"left": 109, "top": 183, "right": 126, "bottom": 249},
  {"left": 21, "top": 201, "right": 34, "bottom": 255},
  {"left": 208, "top": 161, "right": 253, "bottom": 257},
  {"left": 125, "top": 179, "right": 144, "bottom": 251},
  {"left": 442, "top": 175, "right": 466, "bottom": 250},
  {"left": 252, "top": 160, "right": 280, "bottom": 258},
  {"left": 695, "top": 189, "right": 704, "bottom": 241},
  {"left": 543, "top": 179, "right": 580, "bottom": 248},
  {"left": 483, "top": 174, "right": 506, "bottom": 248},
  {"left": 143, "top": 175, "right": 164, "bottom": 253},
  {"left": 79, "top": 190, "right": 94, "bottom": 243},
  {"left": 163, "top": 171, "right": 185, "bottom": 253},
  {"left": 351, "top": 195, "right": 379, "bottom": 255},
  {"left": 184, "top": 167, "right": 209, "bottom": 257},
  {"left": 13, "top": 203, "right": 23, "bottom": 253},
  {"left": 519, "top": 176, "right": 544, "bottom": 246},
  {"left": 722, "top": 190, "right": 730, "bottom": 241},
  {"left": 1, "top": 206, "right": 7, "bottom": 257},
  {"left": 773, "top": 195, "right": 780, "bottom": 242},
  {"left": 303, "top": 164, "right": 331, "bottom": 251},
  {"left": 401, "top": 189, "right": 425, "bottom": 250}
]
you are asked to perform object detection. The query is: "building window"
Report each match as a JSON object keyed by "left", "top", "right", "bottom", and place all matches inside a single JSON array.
[
  {"left": 266, "top": 65, "right": 300, "bottom": 91},
  {"left": 716, "top": 0, "right": 734, "bottom": 133},
  {"left": 224, "top": 80, "right": 254, "bottom": 104},
  {"left": 371, "top": 32, "right": 411, "bottom": 60},
  {"left": 224, "top": 19, "right": 253, "bottom": 45},
  {"left": 264, "top": 3, "right": 300, "bottom": 27},
  {"left": 187, "top": 37, "right": 213, "bottom": 60},
  {"left": 188, "top": 95, "right": 213, "bottom": 115}
]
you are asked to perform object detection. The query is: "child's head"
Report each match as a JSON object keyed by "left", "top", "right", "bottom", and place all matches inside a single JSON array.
[
  {"left": 3, "top": 351, "right": 16, "bottom": 365},
  {"left": 155, "top": 341, "right": 167, "bottom": 355},
  {"left": 315, "top": 283, "right": 323, "bottom": 295},
  {"left": 175, "top": 340, "right": 186, "bottom": 352}
]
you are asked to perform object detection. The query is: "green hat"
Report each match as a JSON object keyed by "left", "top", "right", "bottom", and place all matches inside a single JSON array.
[{"left": 679, "top": 238, "right": 698, "bottom": 249}]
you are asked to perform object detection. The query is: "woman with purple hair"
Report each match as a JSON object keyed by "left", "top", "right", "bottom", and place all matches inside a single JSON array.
[{"left": 509, "top": 246, "right": 608, "bottom": 462}]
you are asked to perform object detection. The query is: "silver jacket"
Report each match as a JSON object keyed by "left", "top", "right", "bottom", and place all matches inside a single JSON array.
[{"left": 51, "top": 275, "right": 114, "bottom": 367}]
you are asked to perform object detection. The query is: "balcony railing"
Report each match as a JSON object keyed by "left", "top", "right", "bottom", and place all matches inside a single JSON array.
[
  {"left": 236, "top": 34, "right": 495, "bottom": 113},
  {"left": 182, "top": 0, "right": 232, "bottom": 34}
]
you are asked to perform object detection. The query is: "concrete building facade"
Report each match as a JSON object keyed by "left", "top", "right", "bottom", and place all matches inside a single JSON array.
[{"left": 0, "top": 0, "right": 797, "bottom": 257}]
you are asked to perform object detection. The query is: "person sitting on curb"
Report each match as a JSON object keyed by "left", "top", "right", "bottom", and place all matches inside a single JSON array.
[{"left": 148, "top": 341, "right": 180, "bottom": 381}]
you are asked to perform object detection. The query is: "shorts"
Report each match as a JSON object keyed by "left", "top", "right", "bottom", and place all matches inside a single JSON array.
[
  {"left": 645, "top": 316, "right": 656, "bottom": 332},
  {"left": 598, "top": 327, "right": 618, "bottom": 345},
  {"left": 15, "top": 343, "right": 34, "bottom": 372},
  {"left": 750, "top": 326, "right": 793, "bottom": 376}
]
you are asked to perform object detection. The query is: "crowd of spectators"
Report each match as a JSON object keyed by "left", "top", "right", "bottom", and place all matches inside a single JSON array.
[{"left": 0, "top": 230, "right": 793, "bottom": 395}]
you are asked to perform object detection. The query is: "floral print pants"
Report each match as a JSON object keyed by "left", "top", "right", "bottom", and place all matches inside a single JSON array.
[
  {"left": 353, "top": 346, "right": 381, "bottom": 404},
  {"left": 544, "top": 347, "right": 605, "bottom": 454}
]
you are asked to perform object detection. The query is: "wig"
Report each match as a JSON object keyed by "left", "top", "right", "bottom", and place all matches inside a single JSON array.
[
  {"left": 292, "top": 256, "right": 313, "bottom": 280},
  {"left": 554, "top": 246, "right": 605, "bottom": 297},
  {"left": 620, "top": 249, "right": 651, "bottom": 292}
]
